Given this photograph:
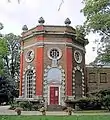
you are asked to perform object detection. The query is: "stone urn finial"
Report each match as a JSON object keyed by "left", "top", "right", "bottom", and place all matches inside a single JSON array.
[
  {"left": 38, "top": 17, "right": 45, "bottom": 25},
  {"left": 64, "top": 18, "right": 71, "bottom": 26},
  {"left": 22, "top": 25, "right": 28, "bottom": 32}
]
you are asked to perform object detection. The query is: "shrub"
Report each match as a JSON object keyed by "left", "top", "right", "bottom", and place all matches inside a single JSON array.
[
  {"left": 74, "top": 97, "right": 101, "bottom": 110},
  {"left": 9, "top": 102, "right": 19, "bottom": 110},
  {"left": 19, "top": 101, "right": 33, "bottom": 111},
  {"left": 18, "top": 101, "right": 40, "bottom": 111},
  {"left": 89, "top": 89, "right": 110, "bottom": 111}
]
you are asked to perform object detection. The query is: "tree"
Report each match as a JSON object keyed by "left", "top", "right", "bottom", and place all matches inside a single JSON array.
[
  {"left": 4, "top": 33, "right": 21, "bottom": 81},
  {"left": 82, "top": 0, "right": 110, "bottom": 36},
  {"left": 0, "top": 26, "right": 20, "bottom": 104},
  {"left": 97, "top": 89, "right": 110, "bottom": 111},
  {"left": 0, "top": 37, "right": 8, "bottom": 75},
  {"left": 0, "top": 77, "right": 18, "bottom": 104},
  {"left": 82, "top": 0, "right": 110, "bottom": 64},
  {"left": 0, "top": 36, "right": 16, "bottom": 104}
]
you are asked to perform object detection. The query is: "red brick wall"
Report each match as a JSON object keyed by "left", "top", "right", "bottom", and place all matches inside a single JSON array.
[
  {"left": 35, "top": 47, "right": 44, "bottom": 96},
  {"left": 66, "top": 47, "right": 73, "bottom": 96}
]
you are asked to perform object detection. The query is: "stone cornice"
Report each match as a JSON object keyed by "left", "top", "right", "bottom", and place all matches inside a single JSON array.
[{"left": 23, "top": 41, "right": 85, "bottom": 52}]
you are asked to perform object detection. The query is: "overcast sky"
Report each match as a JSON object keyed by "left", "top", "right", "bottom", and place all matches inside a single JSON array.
[{"left": 0, "top": 0, "right": 98, "bottom": 64}]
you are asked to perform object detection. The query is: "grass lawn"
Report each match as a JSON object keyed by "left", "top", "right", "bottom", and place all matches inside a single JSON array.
[{"left": 0, "top": 115, "right": 110, "bottom": 120}]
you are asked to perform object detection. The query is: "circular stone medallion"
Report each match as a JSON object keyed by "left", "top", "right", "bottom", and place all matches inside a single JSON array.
[
  {"left": 25, "top": 49, "right": 35, "bottom": 62},
  {"left": 74, "top": 50, "right": 82, "bottom": 63}
]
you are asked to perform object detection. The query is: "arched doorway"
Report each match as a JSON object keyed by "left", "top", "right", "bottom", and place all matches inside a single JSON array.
[
  {"left": 47, "top": 68, "right": 62, "bottom": 84},
  {"left": 47, "top": 68, "right": 62, "bottom": 105}
]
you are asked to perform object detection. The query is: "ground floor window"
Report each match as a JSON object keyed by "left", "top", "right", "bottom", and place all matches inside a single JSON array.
[
  {"left": 26, "top": 70, "right": 34, "bottom": 98},
  {"left": 75, "top": 70, "right": 82, "bottom": 99}
]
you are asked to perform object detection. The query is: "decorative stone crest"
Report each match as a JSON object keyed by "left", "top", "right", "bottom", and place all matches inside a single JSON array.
[{"left": 47, "top": 47, "right": 62, "bottom": 67}]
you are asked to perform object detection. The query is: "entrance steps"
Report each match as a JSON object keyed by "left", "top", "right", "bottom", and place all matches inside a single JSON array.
[{"left": 47, "top": 105, "right": 62, "bottom": 111}]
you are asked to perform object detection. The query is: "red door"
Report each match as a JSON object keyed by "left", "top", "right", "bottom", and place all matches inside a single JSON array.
[{"left": 50, "top": 87, "right": 59, "bottom": 105}]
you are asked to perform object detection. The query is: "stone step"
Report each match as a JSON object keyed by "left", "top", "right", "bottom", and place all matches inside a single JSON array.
[{"left": 47, "top": 105, "right": 62, "bottom": 111}]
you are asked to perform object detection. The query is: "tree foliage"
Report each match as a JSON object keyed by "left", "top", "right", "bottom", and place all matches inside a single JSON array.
[
  {"left": 82, "top": 0, "right": 110, "bottom": 36},
  {"left": 75, "top": 25, "right": 86, "bottom": 38},
  {"left": 95, "top": 89, "right": 110, "bottom": 111},
  {"left": 74, "top": 89, "right": 110, "bottom": 111},
  {"left": 82, "top": 0, "right": 110, "bottom": 64},
  {"left": 0, "top": 30, "right": 20, "bottom": 104},
  {"left": 0, "top": 37, "right": 8, "bottom": 75},
  {"left": 0, "top": 77, "right": 18, "bottom": 104},
  {"left": 4, "top": 33, "right": 21, "bottom": 80}
]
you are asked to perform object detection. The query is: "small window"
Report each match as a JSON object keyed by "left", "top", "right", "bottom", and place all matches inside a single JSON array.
[
  {"left": 89, "top": 73, "right": 96, "bottom": 83},
  {"left": 47, "top": 48, "right": 62, "bottom": 60},
  {"left": 50, "top": 49, "right": 59, "bottom": 59},
  {"left": 100, "top": 73, "right": 107, "bottom": 83}
]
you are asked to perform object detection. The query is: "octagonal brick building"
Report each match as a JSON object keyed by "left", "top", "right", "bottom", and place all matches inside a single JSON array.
[{"left": 18, "top": 18, "right": 88, "bottom": 108}]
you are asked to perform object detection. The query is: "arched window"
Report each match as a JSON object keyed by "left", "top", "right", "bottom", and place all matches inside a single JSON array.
[
  {"left": 47, "top": 68, "right": 62, "bottom": 84},
  {"left": 26, "top": 70, "right": 33, "bottom": 98},
  {"left": 75, "top": 70, "right": 82, "bottom": 99}
]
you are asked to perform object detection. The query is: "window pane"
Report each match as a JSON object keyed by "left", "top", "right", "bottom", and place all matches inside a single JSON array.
[
  {"left": 89, "top": 73, "right": 96, "bottom": 83},
  {"left": 47, "top": 68, "right": 62, "bottom": 83},
  {"left": 100, "top": 73, "right": 107, "bottom": 83},
  {"left": 26, "top": 70, "right": 33, "bottom": 98}
]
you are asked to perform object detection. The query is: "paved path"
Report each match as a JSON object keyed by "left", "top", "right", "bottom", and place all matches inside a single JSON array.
[{"left": 0, "top": 106, "right": 110, "bottom": 115}]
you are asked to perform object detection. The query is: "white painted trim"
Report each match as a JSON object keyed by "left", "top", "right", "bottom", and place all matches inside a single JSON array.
[
  {"left": 86, "top": 65, "right": 110, "bottom": 68},
  {"left": 48, "top": 86, "right": 50, "bottom": 105},
  {"left": 23, "top": 42, "right": 85, "bottom": 51},
  {"left": 24, "top": 74, "right": 27, "bottom": 98},
  {"left": 58, "top": 86, "right": 61, "bottom": 105}
]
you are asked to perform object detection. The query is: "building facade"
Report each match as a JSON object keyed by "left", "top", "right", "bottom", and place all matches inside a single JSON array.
[
  {"left": 18, "top": 18, "right": 88, "bottom": 107},
  {"left": 86, "top": 65, "right": 110, "bottom": 94}
]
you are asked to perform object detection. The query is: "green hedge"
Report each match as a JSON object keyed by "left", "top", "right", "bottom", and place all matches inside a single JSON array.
[
  {"left": 74, "top": 97, "right": 101, "bottom": 110},
  {"left": 10, "top": 101, "right": 42, "bottom": 111}
]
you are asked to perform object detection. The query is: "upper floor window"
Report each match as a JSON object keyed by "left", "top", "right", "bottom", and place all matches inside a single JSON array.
[{"left": 100, "top": 73, "right": 107, "bottom": 83}]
